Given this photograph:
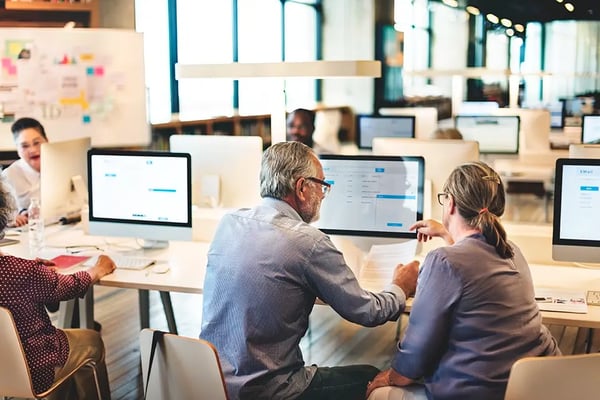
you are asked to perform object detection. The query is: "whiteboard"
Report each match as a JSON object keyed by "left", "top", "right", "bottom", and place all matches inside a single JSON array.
[{"left": 0, "top": 28, "right": 148, "bottom": 150}]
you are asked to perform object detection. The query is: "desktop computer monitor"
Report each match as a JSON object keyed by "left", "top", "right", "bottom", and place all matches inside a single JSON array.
[
  {"left": 581, "top": 115, "right": 600, "bottom": 144},
  {"left": 169, "top": 135, "right": 263, "bottom": 208},
  {"left": 457, "top": 101, "right": 499, "bottom": 115},
  {"left": 356, "top": 114, "right": 415, "bottom": 149},
  {"left": 314, "top": 154, "right": 425, "bottom": 238},
  {"left": 378, "top": 107, "right": 438, "bottom": 140},
  {"left": 492, "top": 108, "right": 551, "bottom": 153},
  {"left": 552, "top": 158, "right": 600, "bottom": 263},
  {"left": 454, "top": 115, "right": 520, "bottom": 155},
  {"left": 547, "top": 100, "right": 565, "bottom": 129},
  {"left": 87, "top": 149, "right": 193, "bottom": 247},
  {"left": 40, "top": 137, "right": 91, "bottom": 222},
  {"left": 372, "top": 138, "right": 480, "bottom": 221},
  {"left": 569, "top": 144, "right": 600, "bottom": 158}
]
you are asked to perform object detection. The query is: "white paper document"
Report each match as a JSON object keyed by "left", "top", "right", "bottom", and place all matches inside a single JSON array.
[
  {"left": 359, "top": 240, "right": 418, "bottom": 292},
  {"left": 535, "top": 287, "right": 588, "bottom": 314}
]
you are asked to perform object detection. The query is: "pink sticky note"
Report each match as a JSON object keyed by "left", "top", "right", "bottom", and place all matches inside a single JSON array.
[{"left": 95, "top": 66, "right": 104, "bottom": 76}]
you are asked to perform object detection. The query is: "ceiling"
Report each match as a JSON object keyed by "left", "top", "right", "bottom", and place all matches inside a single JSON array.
[{"left": 466, "top": 0, "right": 600, "bottom": 24}]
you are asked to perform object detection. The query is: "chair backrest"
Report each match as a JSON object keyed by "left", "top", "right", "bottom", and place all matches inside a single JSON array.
[
  {"left": 0, "top": 307, "right": 37, "bottom": 398},
  {"left": 505, "top": 353, "right": 600, "bottom": 400},
  {"left": 139, "top": 329, "right": 228, "bottom": 400}
]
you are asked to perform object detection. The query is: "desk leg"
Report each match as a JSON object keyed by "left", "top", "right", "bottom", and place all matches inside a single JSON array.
[
  {"left": 139, "top": 289, "right": 150, "bottom": 329},
  {"left": 585, "top": 328, "right": 595, "bottom": 353},
  {"left": 159, "top": 291, "right": 178, "bottom": 334},
  {"left": 78, "top": 287, "right": 95, "bottom": 329},
  {"left": 57, "top": 299, "right": 76, "bottom": 328}
]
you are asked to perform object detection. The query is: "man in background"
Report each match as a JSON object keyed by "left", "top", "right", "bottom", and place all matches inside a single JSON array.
[{"left": 286, "top": 108, "right": 316, "bottom": 148}]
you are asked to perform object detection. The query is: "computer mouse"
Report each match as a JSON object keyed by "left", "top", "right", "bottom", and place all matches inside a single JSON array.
[{"left": 150, "top": 264, "right": 170, "bottom": 274}]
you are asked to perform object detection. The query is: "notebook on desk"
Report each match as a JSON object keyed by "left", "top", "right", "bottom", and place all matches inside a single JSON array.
[{"left": 535, "top": 287, "right": 588, "bottom": 314}]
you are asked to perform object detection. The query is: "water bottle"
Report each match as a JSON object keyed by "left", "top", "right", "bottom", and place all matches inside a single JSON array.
[{"left": 28, "top": 197, "right": 44, "bottom": 256}]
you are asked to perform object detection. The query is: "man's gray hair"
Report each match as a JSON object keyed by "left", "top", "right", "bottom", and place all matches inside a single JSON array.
[
  {"left": 0, "top": 179, "right": 16, "bottom": 234},
  {"left": 260, "top": 142, "right": 318, "bottom": 199}
]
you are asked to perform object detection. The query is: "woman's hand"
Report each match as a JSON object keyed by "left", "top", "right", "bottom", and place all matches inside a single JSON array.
[
  {"left": 365, "top": 368, "right": 414, "bottom": 398},
  {"left": 409, "top": 219, "right": 453, "bottom": 245}
]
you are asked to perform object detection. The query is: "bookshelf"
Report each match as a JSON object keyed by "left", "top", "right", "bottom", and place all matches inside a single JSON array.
[
  {"left": 1, "top": 0, "right": 99, "bottom": 28},
  {"left": 150, "top": 114, "right": 272, "bottom": 151}
]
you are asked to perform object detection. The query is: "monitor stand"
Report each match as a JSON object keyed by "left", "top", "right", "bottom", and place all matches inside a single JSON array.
[{"left": 139, "top": 239, "right": 169, "bottom": 249}]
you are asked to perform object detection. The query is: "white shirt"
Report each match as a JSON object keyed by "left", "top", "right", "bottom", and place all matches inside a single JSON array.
[{"left": 2, "top": 158, "right": 40, "bottom": 211}]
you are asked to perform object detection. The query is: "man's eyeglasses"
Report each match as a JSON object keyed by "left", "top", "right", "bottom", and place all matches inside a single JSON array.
[
  {"left": 437, "top": 192, "right": 448, "bottom": 206},
  {"left": 306, "top": 177, "right": 331, "bottom": 196}
]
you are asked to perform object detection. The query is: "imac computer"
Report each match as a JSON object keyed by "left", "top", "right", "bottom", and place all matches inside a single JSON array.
[
  {"left": 378, "top": 107, "right": 438, "bottom": 140},
  {"left": 552, "top": 158, "right": 600, "bottom": 264},
  {"left": 169, "top": 135, "right": 263, "bottom": 208},
  {"left": 372, "top": 138, "right": 480, "bottom": 221},
  {"left": 314, "top": 154, "right": 425, "bottom": 239},
  {"left": 455, "top": 115, "right": 520, "bottom": 155},
  {"left": 87, "top": 149, "right": 193, "bottom": 247},
  {"left": 356, "top": 114, "right": 415, "bottom": 150},
  {"left": 581, "top": 115, "right": 600, "bottom": 144},
  {"left": 547, "top": 100, "right": 565, "bottom": 129},
  {"left": 569, "top": 144, "right": 600, "bottom": 159},
  {"left": 492, "top": 108, "right": 551, "bottom": 153},
  {"left": 457, "top": 101, "right": 499, "bottom": 115},
  {"left": 40, "top": 137, "right": 91, "bottom": 222}
]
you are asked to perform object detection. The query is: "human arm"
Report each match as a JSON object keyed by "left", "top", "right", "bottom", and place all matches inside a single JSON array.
[
  {"left": 365, "top": 368, "right": 415, "bottom": 398},
  {"left": 304, "top": 237, "right": 408, "bottom": 327},
  {"left": 410, "top": 219, "right": 454, "bottom": 245},
  {"left": 14, "top": 210, "right": 28, "bottom": 227},
  {"left": 392, "top": 260, "right": 419, "bottom": 297},
  {"left": 30, "top": 255, "right": 116, "bottom": 303}
]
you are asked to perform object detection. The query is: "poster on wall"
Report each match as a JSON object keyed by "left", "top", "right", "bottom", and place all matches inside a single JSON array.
[{"left": 0, "top": 28, "right": 148, "bottom": 150}]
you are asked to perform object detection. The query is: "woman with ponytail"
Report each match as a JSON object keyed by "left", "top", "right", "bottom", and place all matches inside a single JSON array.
[{"left": 367, "top": 161, "right": 560, "bottom": 400}]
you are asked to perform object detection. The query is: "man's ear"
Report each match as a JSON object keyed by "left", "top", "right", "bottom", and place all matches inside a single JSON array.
[{"left": 295, "top": 177, "right": 307, "bottom": 201}]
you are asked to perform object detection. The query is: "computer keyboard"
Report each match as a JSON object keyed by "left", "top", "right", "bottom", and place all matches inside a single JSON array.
[{"left": 84, "top": 255, "right": 156, "bottom": 270}]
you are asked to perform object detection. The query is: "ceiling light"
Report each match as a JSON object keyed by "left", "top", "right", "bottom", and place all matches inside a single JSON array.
[
  {"left": 506, "top": 28, "right": 515, "bottom": 37},
  {"left": 556, "top": 0, "right": 564, "bottom": 3},
  {"left": 442, "top": 0, "right": 458, "bottom": 7},
  {"left": 514, "top": 24, "right": 525, "bottom": 33},
  {"left": 466, "top": 5, "right": 480, "bottom": 15},
  {"left": 565, "top": 3, "right": 575, "bottom": 12},
  {"left": 486, "top": 13, "right": 499, "bottom": 24},
  {"left": 501, "top": 18, "right": 512, "bottom": 27}
]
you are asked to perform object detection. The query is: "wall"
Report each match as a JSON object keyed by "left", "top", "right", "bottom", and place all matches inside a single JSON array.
[{"left": 100, "top": 0, "right": 135, "bottom": 29}]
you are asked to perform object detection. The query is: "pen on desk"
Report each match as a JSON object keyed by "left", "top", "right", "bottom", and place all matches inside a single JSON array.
[{"left": 535, "top": 296, "right": 553, "bottom": 303}]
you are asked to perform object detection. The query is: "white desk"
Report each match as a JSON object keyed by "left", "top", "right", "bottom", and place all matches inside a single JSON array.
[
  {"left": 4, "top": 224, "right": 208, "bottom": 333},
  {"left": 5, "top": 223, "right": 600, "bottom": 341}
]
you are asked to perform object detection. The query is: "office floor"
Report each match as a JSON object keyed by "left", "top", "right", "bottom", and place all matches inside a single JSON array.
[{"left": 32, "top": 194, "right": 592, "bottom": 400}]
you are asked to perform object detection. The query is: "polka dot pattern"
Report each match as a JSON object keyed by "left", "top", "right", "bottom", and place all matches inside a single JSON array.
[{"left": 0, "top": 255, "right": 92, "bottom": 394}]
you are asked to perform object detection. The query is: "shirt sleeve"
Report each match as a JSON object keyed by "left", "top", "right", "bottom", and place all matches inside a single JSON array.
[
  {"left": 392, "top": 250, "right": 462, "bottom": 379},
  {"left": 302, "top": 235, "right": 406, "bottom": 327},
  {"left": 29, "top": 262, "right": 93, "bottom": 303}
]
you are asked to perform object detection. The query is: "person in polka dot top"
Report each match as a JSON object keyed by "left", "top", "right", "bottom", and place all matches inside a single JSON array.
[{"left": 0, "top": 180, "right": 116, "bottom": 398}]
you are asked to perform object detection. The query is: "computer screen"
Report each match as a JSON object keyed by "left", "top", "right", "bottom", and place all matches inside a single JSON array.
[
  {"left": 457, "top": 101, "right": 499, "bottom": 115},
  {"left": 492, "top": 108, "right": 550, "bottom": 153},
  {"left": 169, "top": 135, "right": 263, "bottom": 208},
  {"left": 40, "top": 137, "right": 91, "bottom": 221},
  {"left": 378, "top": 107, "right": 438, "bottom": 140},
  {"left": 455, "top": 115, "right": 520, "bottom": 154},
  {"left": 581, "top": 115, "right": 600, "bottom": 144},
  {"left": 552, "top": 158, "right": 600, "bottom": 263},
  {"left": 356, "top": 115, "right": 415, "bottom": 149},
  {"left": 88, "top": 149, "right": 192, "bottom": 246},
  {"left": 372, "top": 138, "right": 480, "bottom": 221},
  {"left": 314, "top": 154, "right": 425, "bottom": 238},
  {"left": 547, "top": 100, "right": 565, "bottom": 129}
]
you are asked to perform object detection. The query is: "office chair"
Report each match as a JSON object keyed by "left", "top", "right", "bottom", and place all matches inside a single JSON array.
[
  {"left": 0, "top": 306, "right": 101, "bottom": 399},
  {"left": 139, "top": 329, "right": 229, "bottom": 400},
  {"left": 504, "top": 353, "right": 600, "bottom": 400}
]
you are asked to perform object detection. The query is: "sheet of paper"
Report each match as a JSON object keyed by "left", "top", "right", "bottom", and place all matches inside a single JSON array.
[
  {"left": 535, "top": 287, "right": 588, "bottom": 314},
  {"left": 359, "top": 240, "right": 418, "bottom": 292}
]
